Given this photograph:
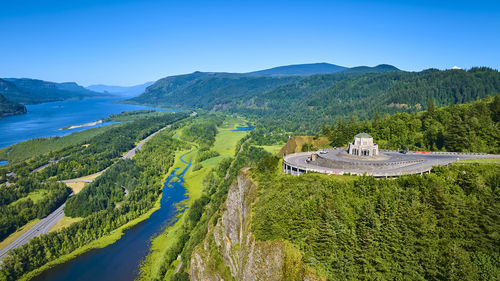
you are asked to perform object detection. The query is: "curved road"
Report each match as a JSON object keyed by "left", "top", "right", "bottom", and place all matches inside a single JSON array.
[
  {"left": 284, "top": 149, "right": 500, "bottom": 177},
  {"left": 0, "top": 124, "right": 173, "bottom": 264}
]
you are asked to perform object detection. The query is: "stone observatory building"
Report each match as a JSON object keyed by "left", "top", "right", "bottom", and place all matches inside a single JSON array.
[{"left": 347, "top": 133, "right": 379, "bottom": 157}]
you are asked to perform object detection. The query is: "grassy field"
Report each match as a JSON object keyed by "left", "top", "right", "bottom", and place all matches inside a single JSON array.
[
  {"left": 64, "top": 182, "right": 88, "bottom": 194},
  {"left": 9, "top": 190, "right": 48, "bottom": 207},
  {"left": 65, "top": 171, "right": 104, "bottom": 182},
  {"left": 138, "top": 116, "right": 251, "bottom": 280},
  {"left": 256, "top": 144, "right": 285, "bottom": 155},
  {"left": 49, "top": 216, "right": 83, "bottom": 233},
  {"left": 457, "top": 158, "right": 500, "bottom": 164},
  {"left": 0, "top": 219, "right": 40, "bottom": 251},
  {"left": 0, "top": 124, "right": 121, "bottom": 163}
]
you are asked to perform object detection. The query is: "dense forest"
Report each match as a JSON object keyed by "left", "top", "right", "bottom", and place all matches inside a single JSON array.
[
  {"left": 0, "top": 179, "right": 69, "bottom": 241},
  {"left": 0, "top": 112, "right": 187, "bottom": 246},
  {"left": 323, "top": 95, "right": 500, "bottom": 153},
  {"left": 251, "top": 159, "right": 500, "bottom": 280},
  {"left": 2, "top": 63, "right": 500, "bottom": 281},
  {"left": 39, "top": 112, "right": 187, "bottom": 180},
  {"left": 0, "top": 130, "right": 182, "bottom": 281},
  {"left": 0, "top": 92, "right": 26, "bottom": 117},
  {"left": 127, "top": 66, "right": 500, "bottom": 133}
]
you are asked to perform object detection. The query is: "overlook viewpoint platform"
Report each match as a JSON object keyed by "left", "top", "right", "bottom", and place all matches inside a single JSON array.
[{"left": 283, "top": 148, "right": 500, "bottom": 177}]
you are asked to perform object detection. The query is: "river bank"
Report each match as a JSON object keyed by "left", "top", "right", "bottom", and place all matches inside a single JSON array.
[
  {"left": 137, "top": 117, "right": 252, "bottom": 280},
  {"left": 20, "top": 196, "right": 163, "bottom": 281},
  {"left": 28, "top": 149, "right": 194, "bottom": 281},
  {"left": 0, "top": 97, "right": 163, "bottom": 149},
  {"left": 59, "top": 120, "right": 103, "bottom": 130}
]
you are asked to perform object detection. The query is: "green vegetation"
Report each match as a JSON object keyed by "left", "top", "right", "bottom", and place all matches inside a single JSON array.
[
  {"left": 0, "top": 177, "right": 69, "bottom": 241},
  {"left": 127, "top": 67, "right": 500, "bottom": 134},
  {"left": 251, "top": 161, "right": 500, "bottom": 280},
  {"left": 2, "top": 63, "right": 500, "bottom": 281},
  {"left": 0, "top": 92, "right": 26, "bottom": 118},
  {"left": 0, "top": 219, "right": 39, "bottom": 251},
  {"left": 138, "top": 116, "right": 253, "bottom": 280},
  {"left": 0, "top": 128, "right": 182, "bottom": 281},
  {"left": 1, "top": 78, "right": 101, "bottom": 104},
  {"left": 104, "top": 109, "right": 170, "bottom": 121},
  {"left": 324, "top": 95, "right": 500, "bottom": 153},
  {"left": 0, "top": 124, "right": 121, "bottom": 163},
  {"left": 38, "top": 112, "right": 187, "bottom": 180}
]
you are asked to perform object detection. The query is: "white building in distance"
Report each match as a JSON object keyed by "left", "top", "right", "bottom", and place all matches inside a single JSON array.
[{"left": 348, "top": 133, "right": 379, "bottom": 157}]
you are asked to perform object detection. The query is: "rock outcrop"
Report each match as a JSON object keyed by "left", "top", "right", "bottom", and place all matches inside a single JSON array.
[{"left": 190, "top": 169, "right": 323, "bottom": 281}]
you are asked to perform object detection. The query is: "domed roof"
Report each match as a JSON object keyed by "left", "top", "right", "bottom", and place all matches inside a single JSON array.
[{"left": 354, "top": 133, "right": 372, "bottom": 139}]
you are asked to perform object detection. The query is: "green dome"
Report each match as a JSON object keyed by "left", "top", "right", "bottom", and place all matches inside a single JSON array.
[{"left": 354, "top": 133, "right": 372, "bottom": 139}]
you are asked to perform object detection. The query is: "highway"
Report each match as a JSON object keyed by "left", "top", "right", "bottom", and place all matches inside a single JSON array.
[
  {"left": 0, "top": 124, "right": 173, "bottom": 265},
  {"left": 122, "top": 124, "right": 171, "bottom": 159},
  {"left": 0, "top": 203, "right": 66, "bottom": 262}
]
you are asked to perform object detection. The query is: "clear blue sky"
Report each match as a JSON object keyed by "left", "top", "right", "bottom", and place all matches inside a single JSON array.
[{"left": 1, "top": 0, "right": 499, "bottom": 86}]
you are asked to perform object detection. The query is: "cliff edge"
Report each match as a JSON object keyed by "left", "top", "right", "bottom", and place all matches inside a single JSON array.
[{"left": 190, "top": 169, "right": 323, "bottom": 281}]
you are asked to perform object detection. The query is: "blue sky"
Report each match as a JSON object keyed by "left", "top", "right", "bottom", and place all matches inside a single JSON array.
[{"left": 0, "top": 0, "right": 499, "bottom": 86}]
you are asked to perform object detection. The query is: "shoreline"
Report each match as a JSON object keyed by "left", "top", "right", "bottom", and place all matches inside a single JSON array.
[
  {"left": 59, "top": 120, "right": 103, "bottom": 130},
  {"left": 19, "top": 195, "right": 163, "bottom": 281}
]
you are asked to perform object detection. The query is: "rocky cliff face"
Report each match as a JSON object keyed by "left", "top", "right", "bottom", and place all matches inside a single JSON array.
[{"left": 190, "top": 169, "right": 323, "bottom": 281}]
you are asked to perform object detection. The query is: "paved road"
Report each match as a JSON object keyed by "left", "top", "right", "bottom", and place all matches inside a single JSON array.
[
  {"left": 284, "top": 149, "right": 500, "bottom": 177},
  {"left": 31, "top": 157, "right": 65, "bottom": 173},
  {"left": 0, "top": 203, "right": 66, "bottom": 263},
  {"left": 0, "top": 124, "right": 173, "bottom": 264},
  {"left": 122, "top": 124, "right": 171, "bottom": 159}
]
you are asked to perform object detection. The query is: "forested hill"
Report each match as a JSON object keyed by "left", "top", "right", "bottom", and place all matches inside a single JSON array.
[
  {"left": 0, "top": 92, "right": 26, "bottom": 117},
  {"left": 125, "top": 63, "right": 400, "bottom": 109},
  {"left": 127, "top": 66, "right": 500, "bottom": 132},
  {"left": 247, "top": 62, "right": 347, "bottom": 76},
  {"left": 1, "top": 78, "right": 103, "bottom": 104},
  {"left": 324, "top": 95, "right": 500, "bottom": 153}
]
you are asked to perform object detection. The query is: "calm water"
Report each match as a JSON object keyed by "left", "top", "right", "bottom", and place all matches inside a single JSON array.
[
  {"left": 232, "top": 125, "right": 255, "bottom": 131},
  {"left": 0, "top": 98, "right": 170, "bottom": 149},
  {"left": 33, "top": 151, "right": 193, "bottom": 281}
]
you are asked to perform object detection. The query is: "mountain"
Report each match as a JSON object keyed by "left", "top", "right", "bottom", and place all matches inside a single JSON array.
[
  {"left": 127, "top": 72, "right": 301, "bottom": 108},
  {"left": 0, "top": 93, "right": 27, "bottom": 117},
  {"left": 2, "top": 78, "right": 103, "bottom": 104},
  {"left": 126, "top": 63, "right": 400, "bottom": 109},
  {"left": 340, "top": 64, "right": 401, "bottom": 74},
  {"left": 247, "top": 62, "right": 347, "bottom": 76},
  {"left": 127, "top": 65, "right": 500, "bottom": 133},
  {"left": 86, "top": 81, "right": 154, "bottom": 97},
  {"left": 0, "top": 79, "right": 27, "bottom": 117}
]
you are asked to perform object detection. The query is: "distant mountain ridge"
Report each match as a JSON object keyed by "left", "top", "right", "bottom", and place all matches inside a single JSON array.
[
  {"left": 86, "top": 81, "right": 154, "bottom": 97},
  {"left": 248, "top": 62, "right": 347, "bottom": 76},
  {"left": 2, "top": 78, "right": 103, "bottom": 104},
  {"left": 126, "top": 64, "right": 500, "bottom": 133},
  {"left": 126, "top": 63, "right": 401, "bottom": 108}
]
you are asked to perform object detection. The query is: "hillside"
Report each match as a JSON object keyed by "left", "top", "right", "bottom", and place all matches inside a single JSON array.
[
  {"left": 127, "top": 66, "right": 500, "bottom": 133},
  {"left": 125, "top": 63, "right": 400, "bottom": 111},
  {"left": 1, "top": 78, "right": 103, "bottom": 104},
  {"left": 0, "top": 92, "right": 26, "bottom": 117},
  {"left": 128, "top": 72, "right": 301, "bottom": 108},
  {"left": 248, "top": 62, "right": 347, "bottom": 76}
]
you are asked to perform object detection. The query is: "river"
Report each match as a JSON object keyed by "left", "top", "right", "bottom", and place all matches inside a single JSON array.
[
  {"left": 0, "top": 98, "right": 172, "bottom": 149},
  {"left": 32, "top": 150, "right": 193, "bottom": 281}
]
